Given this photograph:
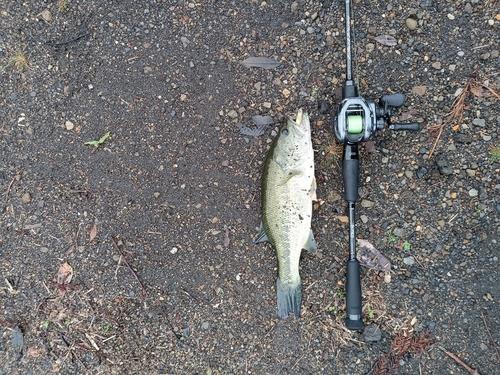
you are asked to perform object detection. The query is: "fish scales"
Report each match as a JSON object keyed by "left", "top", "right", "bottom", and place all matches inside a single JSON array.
[{"left": 255, "top": 109, "right": 317, "bottom": 318}]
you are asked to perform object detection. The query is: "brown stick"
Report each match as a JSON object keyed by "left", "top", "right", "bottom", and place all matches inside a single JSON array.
[
  {"left": 481, "top": 311, "right": 500, "bottom": 364},
  {"left": 438, "top": 346, "right": 480, "bottom": 375},
  {"left": 3, "top": 175, "right": 16, "bottom": 205},
  {"left": 481, "top": 84, "right": 500, "bottom": 100},
  {"left": 428, "top": 124, "right": 445, "bottom": 159},
  {"left": 110, "top": 235, "right": 147, "bottom": 293}
]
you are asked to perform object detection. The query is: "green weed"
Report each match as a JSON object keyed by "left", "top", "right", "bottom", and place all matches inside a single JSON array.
[
  {"left": 58, "top": 0, "right": 69, "bottom": 12},
  {"left": 366, "top": 305, "right": 375, "bottom": 319},
  {"left": 101, "top": 323, "right": 112, "bottom": 333},
  {"left": 387, "top": 228, "right": 398, "bottom": 244},
  {"left": 320, "top": 135, "right": 342, "bottom": 169},
  {"left": 85, "top": 131, "right": 110, "bottom": 148},
  {"left": 3, "top": 48, "right": 30, "bottom": 72},
  {"left": 489, "top": 146, "right": 500, "bottom": 163},
  {"left": 334, "top": 289, "right": 345, "bottom": 298},
  {"left": 403, "top": 241, "right": 411, "bottom": 251}
]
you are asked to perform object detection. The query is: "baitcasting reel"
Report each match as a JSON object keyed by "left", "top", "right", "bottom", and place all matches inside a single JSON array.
[{"left": 332, "top": 0, "right": 420, "bottom": 331}]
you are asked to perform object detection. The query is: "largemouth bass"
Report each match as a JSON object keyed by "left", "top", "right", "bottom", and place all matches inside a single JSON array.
[{"left": 254, "top": 109, "right": 317, "bottom": 318}]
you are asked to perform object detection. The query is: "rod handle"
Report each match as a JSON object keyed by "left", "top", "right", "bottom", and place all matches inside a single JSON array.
[{"left": 345, "top": 259, "right": 364, "bottom": 331}]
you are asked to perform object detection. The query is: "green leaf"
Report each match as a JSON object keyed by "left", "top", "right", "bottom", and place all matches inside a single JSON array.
[
  {"left": 98, "top": 131, "right": 111, "bottom": 144},
  {"left": 85, "top": 131, "right": 111, "bottom": 147}
]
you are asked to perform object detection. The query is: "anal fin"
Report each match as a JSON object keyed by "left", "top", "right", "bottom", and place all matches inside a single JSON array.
[
  {"left": 303, "top": 229, "right": 317, "bottom": 254},
  {"left": 254, "top": 221, "right": 270, "bottom": 244}
]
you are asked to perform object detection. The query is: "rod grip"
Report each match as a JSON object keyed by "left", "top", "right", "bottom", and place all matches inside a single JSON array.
[
  {"left": 345, "top": 259, "right": 363, "bottom": 330},
  {"left": 342, "top": 144, "right": 359, "bottom": 203}
]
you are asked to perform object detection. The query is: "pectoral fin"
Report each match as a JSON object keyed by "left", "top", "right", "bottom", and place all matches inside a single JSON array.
[
  {"left": 303, "top": 229, "right": 317, "bottom": 254},
  {"left": 309, "top": 176, "right": 317, "bottom": 200},
  {"left": 254, "top": 222, "right": 270, "bottom": 244},
  {"left": 276, "top": 170, "right": 301, "bottom": 186}
]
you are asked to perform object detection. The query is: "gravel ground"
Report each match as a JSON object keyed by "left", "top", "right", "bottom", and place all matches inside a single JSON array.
[{"left": 1, "top": 0, "right": 499, "bottom": 374}]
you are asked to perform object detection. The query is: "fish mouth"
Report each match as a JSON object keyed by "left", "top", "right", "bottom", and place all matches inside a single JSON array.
[{"left": 289, "top": 109, "right": 310, "bottom": 136}]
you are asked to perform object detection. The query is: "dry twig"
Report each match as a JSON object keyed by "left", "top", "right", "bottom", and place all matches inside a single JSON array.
[
  {"left": 110, "top": 235, "right": 147, "bottom": 293},
  {"left": 428, "top": 78, "right": 471, "bottom": 158},
  {"left": 438, "top": 346, "right": 480, "bottom": 375},
  {"left": 481, "top": 311, "right": 500, "bottom": 364},
  {"left": 3, "top": 175, "right": 17, "bottom": 206},
  {"left": 429, "top": 74, "right": 499, "bottom": 158},
  {"left": 373, "top": 330, "right": 433, "bottom": 375}
]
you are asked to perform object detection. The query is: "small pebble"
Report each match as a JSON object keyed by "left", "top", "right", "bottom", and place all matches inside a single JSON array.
[
  {"left": 393, "top": 228, "right": 405, "bottom": 237},
  {"left": 65, "top": 121, "right": 75, "bottom": 130},
  {"left": 41, "top": 9, "right": 52, "bottom": 22},
  {"left": 361, "top": 199, "right": 374, "bottom": 208},
  {"left": 22, "top": 192, "right": 32, "bottom": 203},
  {"left": 468, "top": 189, "right": 478, "bottom": 197},
  {"left": 405, "top": 18, "right": 418, "bottom": 31},
  {"left": 431, "top": 62, "right": 441, "bottom": 70},
  {"left": 364, "top": 326, "right": 382, "bottom": 342},
  {"left": 227, "top": 110, "right": 238, "bottom": 119},
  {"left": 416, "top": 166, "right": 428, "bottom": 178},
  {"left": 472, "top": 118, "right": 485, "bottom": 127},
  {"left": 403, "top": 256, "right": 415, "bottom": 266}
]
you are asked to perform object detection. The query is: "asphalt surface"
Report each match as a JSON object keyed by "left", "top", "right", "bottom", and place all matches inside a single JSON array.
[{"left": 1, "top": 1, "right": 499, "bottom": 374}]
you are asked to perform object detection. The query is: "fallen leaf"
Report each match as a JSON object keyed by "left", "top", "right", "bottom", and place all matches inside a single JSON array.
[
  {"left": 238, "top": 121, "right": 269, "bottom": 137},
  {"left": 357, "top": 239, "right": 391, "bottom": 271},
  {"left": 363, "top": 141, "right": 377, "bottom": 153},
  {"left": 12, "top": 326, "right": 24, "bottom": 358},
  {"left": 28, "top": 347, "right": 44, "bottom": 358},
  {"left": 224, "top": 228, "right": 230, "bottom": 248},
  {"left": 398, "top": 108, "right": 420, "bottom": 121},
  {"left": 373, "top": 35, "right": 397, "bottom": 46},
  {"left": 251, "top": 115, "right": 274, "bottom": 127},
  {"left": 57, "top": 262, "right": 73, "bottom": 285},
  {"left": 241, "top": 56, "right": 281, "bottom": 69},
  {"left": 411, "top": 85, "right": 427, "bottom": 96},
  {"left": 89, "top": 223, "right": 97, "bottom": 242},
  {"left": 470, "top": 85, "right": 491, "bottom": 98}
]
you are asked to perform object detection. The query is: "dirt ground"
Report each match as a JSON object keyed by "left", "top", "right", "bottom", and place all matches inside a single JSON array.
[{"left": 1, "top": 1, "right": 499, "bottom": 374}]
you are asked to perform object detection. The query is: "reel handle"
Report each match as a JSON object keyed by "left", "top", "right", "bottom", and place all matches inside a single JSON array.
[{"left": 389, "top": 122, "right": 420, "bottom": 131}]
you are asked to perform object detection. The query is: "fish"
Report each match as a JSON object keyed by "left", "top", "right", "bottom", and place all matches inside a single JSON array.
[{"left": 254, "top": 109, "right": 317, "bottom": 318}]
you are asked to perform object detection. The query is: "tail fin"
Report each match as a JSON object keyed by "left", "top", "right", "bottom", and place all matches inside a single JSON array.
[{"left": 276, "top": 278, "right": 302, "bottom": 318}]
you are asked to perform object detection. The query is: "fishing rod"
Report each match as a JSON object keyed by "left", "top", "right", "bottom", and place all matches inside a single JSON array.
[{"left": 332, "top": 0, "right": 420, "bottom": 330}]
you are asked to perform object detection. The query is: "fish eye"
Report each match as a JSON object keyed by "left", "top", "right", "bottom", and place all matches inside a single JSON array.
[{"left": 281, "top": 128, "right": 289, "bottom": 136}]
